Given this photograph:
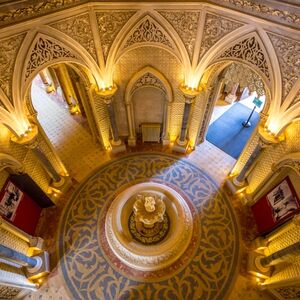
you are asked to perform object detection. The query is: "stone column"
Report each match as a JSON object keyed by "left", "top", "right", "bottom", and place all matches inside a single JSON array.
[
  {"left": 47, "top": 67, "right": 60, "bottom": 91},
  {"left": 162, "top": 102, "right": 171, "bottom": 145},
  {"left": 0, "top": 245, "right": 38, "bottom": 268},
  {"left": 54, "top": 64, "right": 79, "bottom": 114},
  {"left": 0, "top": 243, "right": 49, "bottom": 279},
  {"left": 226, "top": 126, "right": 279, "bottom": 194},
  {"left": 173, "top": 85, "right": 199, "bottom": 153},
  {"left": 96, "top": 86, "right": 126, "bottom": 153},
  {"left": 261, "top": 242, "right": 300, "bottom": 267},
  {"left": 38, "top": 69, "right": 54, "bottom": 93},
  {"left": 10, "top": 124, "right": 66, "bottom": 191},
  {"left": 126, "top": 102, "right": 136, "bottom": 146}
]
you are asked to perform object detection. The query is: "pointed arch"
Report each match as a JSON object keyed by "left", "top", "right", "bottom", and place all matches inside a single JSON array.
[
  {"left": 125, "top": 66, "right": 173, "bottom": 145},
  {"left": 0, "top": 153, "right": 23, "bottom": 174},
  {"left": 105, "top": 11, "right": 190, "bottom": 85},
  {"left": 125, "top": 66, "right": 173, "bottom": 104},
  {"left": 13, "top": 26, "right": 103, "bottom": 110}
]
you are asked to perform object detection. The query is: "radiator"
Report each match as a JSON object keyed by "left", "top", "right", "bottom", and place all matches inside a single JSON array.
[{"left": 141, "top": 123, "right": 161, "bottom": 143}]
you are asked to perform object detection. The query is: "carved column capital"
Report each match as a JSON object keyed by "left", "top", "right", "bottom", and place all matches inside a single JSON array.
[
  {"left": 258, "top": 124, "right": 281, "bottom": 147},
  {"left": 179, "top": 85, "right": 200, "bottom": 104},
  {"left": 95, "top": 84, "right": 118, "bottom": 103},
  {"left": 10, "top": 123, "right": 38, "bottom": 148}
]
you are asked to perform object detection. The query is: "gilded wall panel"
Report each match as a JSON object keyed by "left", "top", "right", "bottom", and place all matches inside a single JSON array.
[
  {"left": 0, "top": 34, "right": 25, "bottom": 100},
  {"left": 158, "top": 10, "right": 201, "bottom": 61},
  {"left": 50, "top": 14, "right": 97, "bottom": 61},
  {"left": 96, "top": 11, "right": 137, "bottom": 61},
  {"left": 199, "top": 13, "right": 243, "bottom": 59},
  {"left": 268, "top": 34, "right": 300, "bottom": 100}
]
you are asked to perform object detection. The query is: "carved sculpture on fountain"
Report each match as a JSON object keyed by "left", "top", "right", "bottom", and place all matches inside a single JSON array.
[
  {"left": 105, "top": 182, "right": 194, "bottom": 271},
  {"left": 51, "top": 14, "right": 97, "bottom": 60},
  {"left": 158, "top": 11, "right": 200, "bottom": 60},
  {"left": 0, "top": 34, "right": 25, "bottom": 99},
  {"left": 25, "top": 36, "right": 77, "bottom": 80},
  {"left": 123, "top": 17, "right": 174, "bottom": 50},
  {"left": 96, "top": 11, "right": 137, "bottom": 61},
  {"left": 199, "top": 13, "right": 243, "bottom": 59},
  {"left": 268, "top": 33, "right": 300, "bottom": 100}
]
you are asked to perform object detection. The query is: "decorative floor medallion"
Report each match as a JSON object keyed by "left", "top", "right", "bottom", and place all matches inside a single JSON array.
[{"left": 58, "top": 153, "right": 240, "bottom": 300}]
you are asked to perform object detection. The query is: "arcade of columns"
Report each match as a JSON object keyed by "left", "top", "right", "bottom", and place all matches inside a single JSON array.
[{"left": 0, "top": 2, "right": 299, "bottom": 299}]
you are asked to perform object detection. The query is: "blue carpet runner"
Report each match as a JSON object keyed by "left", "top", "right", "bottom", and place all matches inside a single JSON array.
[{"left": 206, "top": 102, "right": 260, "bottom": 159}]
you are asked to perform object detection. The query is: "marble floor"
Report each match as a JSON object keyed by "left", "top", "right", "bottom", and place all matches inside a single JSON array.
[{"left": 19, "top": 81, "right": 275, "bottom": 299}]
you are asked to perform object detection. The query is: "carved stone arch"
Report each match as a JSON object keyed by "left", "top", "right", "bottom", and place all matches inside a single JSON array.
[
  {"left": 114, "top": 14, "right": 187, "bottom": 70},
  {"left": 14, "top": 28, "right": 104, "bottom": 108},
  {"left": 213, "top": 32, "right": 272, "bottom": 88},
  {"left": 272, "top": 153, "right": 300, "bottom": 176},
  {"left": 105, "top": 11, "right": 190, "bottom": 86},
  {"left": 193, "top": 59, "right": 271, "bottom": 146},
  {"left": 125, "top": 66, "right": 173, "bottom": 146},
  {"left": 0, "top": 153, "right": 23, "bottom": 174},
  {"left": 195, "top": 27, "right": 275, "bottom": 92}
]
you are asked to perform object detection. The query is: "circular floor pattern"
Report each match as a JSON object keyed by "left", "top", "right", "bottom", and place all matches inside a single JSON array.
[{"left": 58, "top": 153, "right": 240, "bottom": 300}]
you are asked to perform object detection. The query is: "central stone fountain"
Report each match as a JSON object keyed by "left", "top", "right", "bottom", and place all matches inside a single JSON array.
[{"left": 105, "top": 182, "right": 193, "bottom": 271}]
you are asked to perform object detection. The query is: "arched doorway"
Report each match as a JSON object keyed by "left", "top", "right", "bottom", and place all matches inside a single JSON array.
[
  {"left": 28, "top": 63, "right": 103, "bottom": 182},
  {"left": 199, "top": 62, "right": 268, "bottom": 160}
]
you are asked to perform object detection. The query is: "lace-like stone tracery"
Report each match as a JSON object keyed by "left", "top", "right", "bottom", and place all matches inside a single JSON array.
[
  {"left": 0, "top": 34, "right": 25, "bottom": 99},
  {"left": 51, "top": 14, "right": 96, "bottom": 60},
  {"left": 124, "top": 18, "right": 173, "bottom": 50},
  {"left": 25, "top": 37, "right": 76, "bottom": 80},
  {"left": 96, "top": 11, "right": 136, "bottom": 61},
  {"left": 269, "top": 33, "right": 300, "bottom": 100},
  {"left": 131, "top": 72, "right": 167, "bottom": 95},
  {"left": 158, "top": 10, "right": 200, "bottom": 60},
  {"left": 199, "top": 13, "right": 243, "bottom": 59},
  {"left": 218, "top": 36, "right": 270, "bottom": 80}
]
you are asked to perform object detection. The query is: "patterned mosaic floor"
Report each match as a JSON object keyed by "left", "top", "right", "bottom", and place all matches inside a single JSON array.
[{"left": 58, "top": 153, "right": 240, "bottom": 300}]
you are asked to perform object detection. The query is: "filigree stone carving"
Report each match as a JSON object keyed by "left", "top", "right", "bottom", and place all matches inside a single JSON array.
[
  {"left": 96, "top": 11, "right": 136, "bottom": 61},
  {"left": 158, "top": 11, "right": 200, "bottom": 60},
  {"left": 274, "top": 286, "right": 300, "bottom": 299},
  {"left": 0, "top": 0, "right": 84, "bottom": 27},
  {"left": 210, "top": 0, "right": 300, "bottom": 29},
  {"left": 0, "top": 286, "right": 21, "bottom": 299},
  {"left": 224, "top": 63, "right": 265, "bottom": 96},
  {"left": 131, "top": 72, "right": 166, "bottom": 95},
  {"left": 218, "top": 36, "right": 270, "bottom": 80},
  {"left": 25, "top": 37, "right": 76, "bottom": 80},
  {"left": 199, "top": 13, "right": 243, "bottom": 59},
  {"left": 288, "top": 90, "right": 300, "bottom": 109},
  {"left": 0, "top": 34, "right": 25, "bottom": 99},
  {"left": 269, "top": 33, "right": 300, "bottom": 100},
  {"left": 51, "top": 14, "right": 96, "bottom": 60},
  {"left": 273, "top": 158, "right": 300, "bottom": 176},
  {"left": 124, "top": 18, "right": 173, "bottom": 50}
]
